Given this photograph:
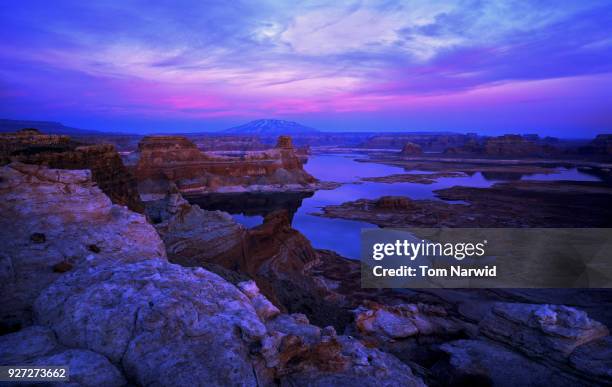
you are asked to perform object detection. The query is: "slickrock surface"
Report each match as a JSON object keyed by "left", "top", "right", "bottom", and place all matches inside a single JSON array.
[
  {"left": 458, "top": 302, "right": 612, "bottom": 384},
  {"left": 480, "top": 303, "right": 609, "bottom": 362},
  {"left": 1, "top": 162, "right": 425, "bottom": 386},
  {"left": 34, "top": 259, "right": 267, "bottom": 386},
  {"left": 0, "top": 162, "right": 165, "bottom": 331},
  {"left": 0, "top": 326, "right": 126, "bottom": 386},
  {"left": 439, "top": 339, "right": 580, "bottom": 386},
  {"left": 134, "top": 135, "right": 318, "bottom": 195}
]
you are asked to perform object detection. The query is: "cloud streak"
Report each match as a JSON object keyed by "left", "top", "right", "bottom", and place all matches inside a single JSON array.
[{"left": 0, "top": 0, "right": 611, "bottom": 134}]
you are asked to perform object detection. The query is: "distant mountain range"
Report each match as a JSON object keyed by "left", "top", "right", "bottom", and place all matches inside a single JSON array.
[
  {"left": 0, "top": 119, "right": 104, "bottom": 135},
  {"left": 224, "top": 119, "right": 319, "bottom": 135}
]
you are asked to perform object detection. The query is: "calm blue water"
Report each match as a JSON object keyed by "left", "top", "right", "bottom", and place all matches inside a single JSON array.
[{"left": 228, "top": 153, "right": 599, "bottom": 259}]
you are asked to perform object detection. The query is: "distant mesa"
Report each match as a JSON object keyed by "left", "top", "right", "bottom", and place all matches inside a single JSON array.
[
  {"left": 400, "top": 142, "right": 423, "bottom": 156},
  {"left": 224, "top": 119, "right": 319, "bottom": 135},
  {"left": 0, "top": 119, "right": 102, "bottom": 135}
]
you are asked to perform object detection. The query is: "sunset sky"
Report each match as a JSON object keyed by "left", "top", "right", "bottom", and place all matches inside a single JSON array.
[{"left": 1, "top": 0, "right": 611, "bottom": 135}]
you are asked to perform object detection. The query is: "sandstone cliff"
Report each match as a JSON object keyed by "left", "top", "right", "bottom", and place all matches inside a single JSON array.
[
  {"left": 134, "top": 135, "right": 317, "bottom": 196},
  {"left": 0, "top": 129, "right": 144, "bottom": 212},
  {"left": 443, "top": 134, "right": 557, "bottom": 157}
]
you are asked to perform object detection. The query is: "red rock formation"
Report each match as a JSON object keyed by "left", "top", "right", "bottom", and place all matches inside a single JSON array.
[
  {"left": 444, "top": 134, "right": 557, "bottom": 157},
  {"left": 484, "top": 134, "right": 542, "bottom": 156},
  {"left": 400, "top": 142, "right": 423, "bottom": 156},
  {"left": 0, "top": 130, "right": 144, "bottom": 212},
  {"left": 134, "top": 135, "right": 317, "bottom": 195},
  {"left": 191, "top": 135, "right": 266, "bottom": 151},
  {"left": 361, "top": 134, "right": 473, "bottom": 151},
  {"left": 375, "top": 196, "right": 417, "bottom": 210}
]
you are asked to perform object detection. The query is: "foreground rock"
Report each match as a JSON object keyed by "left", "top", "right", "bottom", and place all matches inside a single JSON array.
[
  {"left": 438, "top": 339, "right": 580, "bottom": 386},
  {"left": 480, "top": 303, "right": 609, "bottom": 362},
  {"left": 430, "top": 302, "right": 612, "bottom": 386},
  {"left": 1, "top": 162, "right": 425, "bottom": 386},
  {"left": 0, "top": 326, "right": 126, "bottom": 386},
  {"left": 0, "top": 162, "right": 165, "bottom": 332},
  {"left": 35, "top": 259, "right": 267, "bottom": 386}
]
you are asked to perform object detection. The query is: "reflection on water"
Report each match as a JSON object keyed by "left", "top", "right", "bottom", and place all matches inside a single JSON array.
[{"left": 186, "top": 153, "right": 601, "bottom": 259}]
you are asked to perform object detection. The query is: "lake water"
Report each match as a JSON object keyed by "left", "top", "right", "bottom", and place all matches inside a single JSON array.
[{"left": 190, "top": 153, "right": 601, "bottom": 259}]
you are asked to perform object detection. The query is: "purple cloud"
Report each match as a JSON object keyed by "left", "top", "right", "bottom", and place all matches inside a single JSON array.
[{"left": 0, "top": 0, "right": 611, "bottom": 135}]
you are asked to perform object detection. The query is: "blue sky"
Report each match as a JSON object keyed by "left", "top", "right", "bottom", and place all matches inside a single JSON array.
[{"left": 1, "top": 0, "right": 611, "bottom": 136}]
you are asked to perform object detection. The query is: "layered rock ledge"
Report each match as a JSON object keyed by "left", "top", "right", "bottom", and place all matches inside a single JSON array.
[{"left": 133, "top": 135, "right": 321, "bottom": 197}]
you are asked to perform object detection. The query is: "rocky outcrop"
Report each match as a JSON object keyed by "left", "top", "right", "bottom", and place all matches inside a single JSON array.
[
  {"left": 443, "top": 134, "right": 555, "bottom": 157},
  {"left": 435, "top": 303, "right": 612, "bottom": 385},
  {"left": 580, "top": 134, "right": 612, "bottom": 157},
  {"left": 0, "top": 326, "right": 126, "bottom": 386},
  {"left": 150, "top": 187, "right": 247, "bottom": 269},
  {"left": 374, "top": 196, "right": 418, "bottom": 210},
  {"left": 1, "top": 161, "right": 425, "bottom": 386},
  {"left": 35, "top": 258, "right": 267, "bottom": 386},
  {"left": 134, "top": 135, "right": 318, "bottom": 195},
  {"left": 0, "top": 128, "right": 71, "bottom": 158},
  {"left": 191, "top": 135, "right": 266, "bottom": 151},
  {"left": 438, "top": 339, "right": 580, "bottom": 386},
  {"left": 360, "top": 134, "right": 473, "bottom": 151},
  {"left": 400, "top": 142, "right": 423, "bottom": 156},
  {"left": 0, "top": 129, "right": 144, "bottom": 212},
  {"left": 0, "top": 162, "right": 165, "bottom": 332},
  {"left": 353, "top": 301, "right": 462, "bottom": 340},
  {"left": 484, "top": 134, "right": 543, "bottom": 156},
  {"left": 318, "top": 179, "right": 612, "bottom": 228},
  {"left": 480, "top": 303, "right": 609, "bottom": 362}
]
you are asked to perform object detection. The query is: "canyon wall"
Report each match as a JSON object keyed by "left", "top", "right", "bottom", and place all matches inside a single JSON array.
[
  {"left": 134, "top": 135, "right": 317, "bottom": 196},
  {"left": 0, "top": 129, "right": 144, "bottom": 212}
]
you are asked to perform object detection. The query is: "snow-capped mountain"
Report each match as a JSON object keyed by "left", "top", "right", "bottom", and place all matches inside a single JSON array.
[{"left": 224, "top": 119, "right": 320, "bottom": 135}]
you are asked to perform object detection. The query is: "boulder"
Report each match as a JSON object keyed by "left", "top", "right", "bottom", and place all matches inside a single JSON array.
[
  {"left": 0, "top": 163, "right": 166, "bottom": 331},
  {"left": 0, "top": 326, "right": 125, "bottom": 387},
  {"left": 260, "top": 313, "right": 426, "bottom": 387},
  {"left": 479, "top": 303, "right": 609, "bottom": 362},
  {"left": 34, "top": 259, "right": 266, "bottom": 386},
  {"left": 353, "top": 301, "right": 462, "bottom": 340}
]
